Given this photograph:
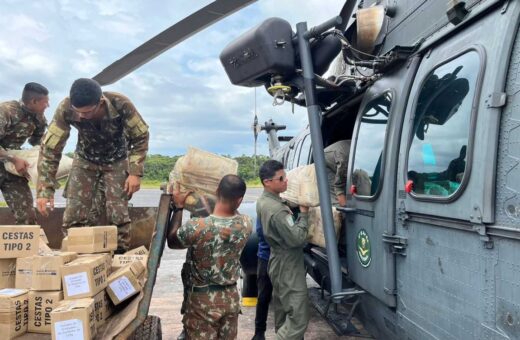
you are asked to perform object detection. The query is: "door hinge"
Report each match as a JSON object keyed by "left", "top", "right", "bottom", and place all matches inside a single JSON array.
[
  {"left": 485, "top": 92, "right": 507, "bottom": 108},
  {"left": 397, "top": 201, "right": 409, "bottom": 227},
  {"left": 382, "top": 233, "right": 408, "bottom": 256}
]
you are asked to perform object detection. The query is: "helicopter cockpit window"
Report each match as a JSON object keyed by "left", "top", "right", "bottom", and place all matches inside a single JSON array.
[
  {"left": 407, "top": 51, "right": 479, "bottom": 198},
  {"left": 351, "top": 91, "right": 392, "bottom": 197}
]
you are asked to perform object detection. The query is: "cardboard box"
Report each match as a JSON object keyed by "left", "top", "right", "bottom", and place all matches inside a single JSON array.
[
  {"left": 112, "top": 254, "right": 148, "bottom": 272},
  {"left": 62, "top": 254, "right": 109, "bottom": 299},
  {"left": 106, "top": 261, "right": 145, "bottom": 305},
  {"left": 15, "top": 257, "right": 33, "bottom": 289},
  {"left": 28, "top": 290, "right": 63, "bottom": 333},
  {"left": 32, "top": 252, "right": 78, "bottom": 291},
  {"left": 0, "top": 288, "right": 29, "bottom": 339},
  {"left": 0, "top": 259, "right": 16, "bottom": 289},
  {"left": 124, "top": 246, "right": 148, "bottom": 256},
  {"left": 92, "top": 290, "right": 113, "bottom": 329},
  {"left": 39, "top": 238, "right": 53, "bottom": 255},
  {"left": 0, "top": 225, "right": 39, "bottom": 258},
  {"left": 78, "top": 253, "right": 112, "bottom": 277},
  {"left": 61, "top": 237, "right": 68, "bottom": 252},
  {"left": 67, "top": 226, "right": 117, "bottom": 254},
  {"left": 51, "top": 298, "right": 96, "bottom": 340},
  {"left": 40, "top": 228, "right": 49, "bottom": 244}
]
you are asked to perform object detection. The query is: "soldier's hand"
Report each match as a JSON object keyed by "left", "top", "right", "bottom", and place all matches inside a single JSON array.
[
  {"left": 337, "top": 194, "right": 347, "bottom": 207},
  {"left": 124, "top": 175, "right": 141, "bottom": 196},
  {"left": 172, "top": 183, "right": 192, "bottom": 209},
  {"left": 299, "top": 205, "right": 309, "bottom": 213},
  {"left": 37, "top": 197, "right": 54, "bottom": 217},
  {"left": 13, "top": 156, "right": 29, "bottom": 175}
]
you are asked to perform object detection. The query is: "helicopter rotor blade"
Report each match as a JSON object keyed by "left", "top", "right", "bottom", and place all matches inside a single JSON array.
[
  {"left": 93, "top": 0, "right": 257, "bottom": 86},
  {"left": 337, "top": 0, "right": 357, "bottom": 31}
]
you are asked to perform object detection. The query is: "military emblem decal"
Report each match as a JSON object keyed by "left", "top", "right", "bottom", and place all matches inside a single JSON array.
[{"left": 356, "top": 229, "right": 371, "bottom": 268}]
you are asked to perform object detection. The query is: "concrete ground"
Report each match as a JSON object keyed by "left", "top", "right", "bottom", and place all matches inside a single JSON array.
[{"left": 150, "top": 247, "right": 362, "bottom": 340}]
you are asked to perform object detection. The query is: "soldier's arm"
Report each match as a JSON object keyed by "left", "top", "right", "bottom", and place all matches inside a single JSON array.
[
  {"left": 333, "top": 148, "right": 349, "bottom": 197},
  {"left": 167, "top": 208, "right": 186, "bottom": 249},
  {"left": 37, "top": 101, "right": 71, "bottom": 199},
  {"left": 0, "top": 108, "right": 11, "bottom": 160},
  {"left": 271, "top": 209, "right": 309, "bottom": 248},
  {"left": 121, "top": 99, "right": 149, "bottom": 177},
  {"left": 169, "top": 219, "right": 201, "bottom": 249},
  {"left": 28, "top": 116, "right": 48, "bottom": 146}
]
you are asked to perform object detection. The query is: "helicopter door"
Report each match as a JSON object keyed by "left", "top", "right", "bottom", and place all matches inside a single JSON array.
[{"left": 346, "top": 57, "right": 420, "bottom": 307}]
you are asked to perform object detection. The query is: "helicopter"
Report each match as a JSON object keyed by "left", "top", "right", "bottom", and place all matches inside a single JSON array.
[
  {"left": 86, "top": 0, "right": 520, "bottom": 338},
  {"left": 217, "top": 0, "right": 520, "bottom": 339}
]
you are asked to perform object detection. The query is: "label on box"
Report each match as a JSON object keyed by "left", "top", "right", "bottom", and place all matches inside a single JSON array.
[
  {"left": 64, "top": 272, "right": 90, "bottom": 296},
  {"left": 54, "top": 319, "right": 83, "bottom": 339},
  {"left": 109, "top": 276, "right": 136, "bottom": 301},
  {"left": 0, "top": 288, "right": 25, "bottom": 296}
]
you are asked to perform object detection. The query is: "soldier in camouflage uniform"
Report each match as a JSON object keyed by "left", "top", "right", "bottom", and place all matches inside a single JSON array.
[
  {"left": 36, "top": 78, "right": 149, "bottom": 252},
  {"left": 0, "top": 83, "right": 49, "bottom": 224},
  {"left": 257, "top": 160, "right": 310, "bottom": 340},
  {"left": 324, "top": 140, "right": 350, "bottom": 207},
  {"left": 167, "top": 175, "right": 253, "bottom": 340}
]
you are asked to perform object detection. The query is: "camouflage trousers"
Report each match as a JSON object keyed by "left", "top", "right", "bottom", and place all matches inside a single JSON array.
[
  {"left": 183, "top": 286, "right": 240, "bottom": 340},
  {"left": 62, "top": 157, "right": 131, "bottom": 251},
  {"left": 0, "top": 165, "right": 36, "bottom": 225}
]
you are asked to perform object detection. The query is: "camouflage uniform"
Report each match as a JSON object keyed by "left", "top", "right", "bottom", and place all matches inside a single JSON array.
[
  {"left": 37, "top": 92, "right": 149, "bottom": 251},
  {"left": 324, "top": 140, "right": 350, "bottom": 205},
  {"left": 176, "top": 214, "right": 253, "bottom": 340},
  {"left": 0, "top": 100, "right": 47, "bottom": 224},
  {"left": 257, "top": 190, "right": 310, "bottom": 340}
]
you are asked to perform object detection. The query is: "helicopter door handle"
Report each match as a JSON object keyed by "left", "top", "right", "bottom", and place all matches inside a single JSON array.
[{"left": 336, "top": 207, "right": 357, "bottom": 214}]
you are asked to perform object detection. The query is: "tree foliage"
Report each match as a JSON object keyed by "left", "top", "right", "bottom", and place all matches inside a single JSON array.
[{"left": 142, "top": 154, "right": 270, "bottom": 182}]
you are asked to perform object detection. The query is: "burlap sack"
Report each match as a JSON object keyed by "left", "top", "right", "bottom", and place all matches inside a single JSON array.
[
  {"left": 280, "top": 164, "right": 320, "bottom": 207},
  {"left": 307, "top": 206, "right": 342, "bottom": 247},
  {"left": 4, "top": 146, "right": 73, "bottom": 185}
]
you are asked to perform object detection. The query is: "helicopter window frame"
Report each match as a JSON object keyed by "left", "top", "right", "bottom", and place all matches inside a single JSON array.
[
  {"left": 297, "top": 134, "right": 312, "bottom": 167},
  {"left": 286, "top": 141, "right": 297, "bottom": 170},
  {"left": 350, "top": 89, "right": 395, "bottom": 201},
  {"left": 404, "top": 46, "right": 486, "bottom": 203}
]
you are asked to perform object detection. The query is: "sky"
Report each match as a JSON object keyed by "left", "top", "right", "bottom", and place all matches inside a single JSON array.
[{"left": 0, "top": 0, "right": 345, "bottom": 157}]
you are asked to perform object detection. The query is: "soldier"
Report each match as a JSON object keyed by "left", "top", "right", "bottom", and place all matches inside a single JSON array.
[
  {"left": 0, "top": 82, "right": 49, "bottom": 224},
  {"left": 257, "top": 160, "right": 310, "bottom": 340},
  {"left": 36, "top": 78, "right": 149, "bottom": 253},
  {"left": 324, "top": 140, "right": 350, "bottom": 207},
  {"left": 167, "top": 175, "right": 252, "bottom": 339}
]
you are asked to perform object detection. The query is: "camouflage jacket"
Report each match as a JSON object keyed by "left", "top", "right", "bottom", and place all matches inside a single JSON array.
[
  {"left": 37, "top": 92, "right": 149, "bottom": 198},
  {"left": 324, "top": 140, "right": 351, "bottom": 198},
  {"left": 176, "top": 214, "right": 253, "bottom": 286},
  {"left": 0, "top": 100, "right": 47, "bottom": 159}
]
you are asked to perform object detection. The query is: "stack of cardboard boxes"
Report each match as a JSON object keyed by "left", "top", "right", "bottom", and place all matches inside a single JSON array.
[{"left": 0, "top": 225, "right": 149, "bottom": 339}]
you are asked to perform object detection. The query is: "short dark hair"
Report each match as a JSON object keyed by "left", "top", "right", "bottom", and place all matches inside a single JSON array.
[
  {"left": 259, "top": 160, "right": 284, "bottom": 185},
  {"left": 70, "top": 78, "right": 102, "bottom": 107},
  {"left": 21, "top": 82, "right": 48, "bottom": 103},
  {"left": 216, "top": 174, "right": 246, "bottom": 201}
]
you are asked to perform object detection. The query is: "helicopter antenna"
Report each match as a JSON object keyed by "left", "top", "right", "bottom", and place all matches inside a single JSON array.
[{"left": 252, "top": 88, "right": 260, "bottom": 174}]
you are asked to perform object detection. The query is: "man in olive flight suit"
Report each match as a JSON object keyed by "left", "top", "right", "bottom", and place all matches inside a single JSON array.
[
  {"left": 0, "top": 82, "right": 49, "bottom": 224},
  {"left": 324, "top": 140, "right": 350, "bottom": 207},
  {"left": 36, "top": 78, "right": 149, "bottom": 253},
  {"left": 257, "top": 160, "right": 310, "bottom": 340}
]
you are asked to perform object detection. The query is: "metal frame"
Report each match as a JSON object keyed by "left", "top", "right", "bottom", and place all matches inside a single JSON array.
[{"left": 115, "top": 194, "right": 171, "bottom": 339}]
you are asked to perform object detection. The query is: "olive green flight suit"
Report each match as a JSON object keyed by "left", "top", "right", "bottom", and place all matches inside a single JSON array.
[{"left": 257, "top": 190, "right": 309, "bottom": 340}]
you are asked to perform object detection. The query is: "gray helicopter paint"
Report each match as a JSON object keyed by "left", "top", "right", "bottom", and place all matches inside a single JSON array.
[{"left": 345, "top": 55, "right": 420, "bottom": 308}]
